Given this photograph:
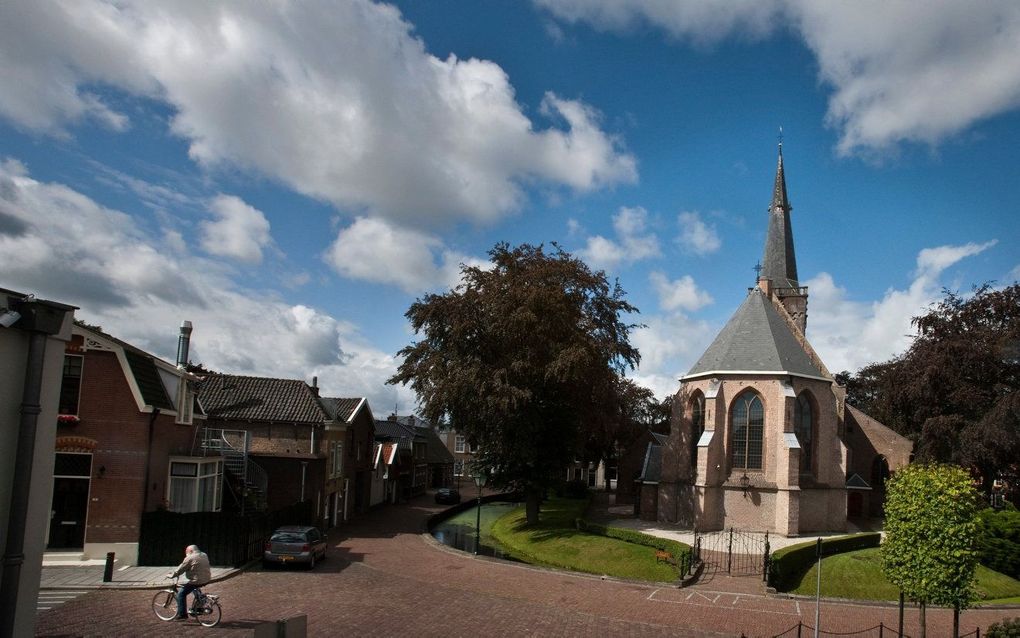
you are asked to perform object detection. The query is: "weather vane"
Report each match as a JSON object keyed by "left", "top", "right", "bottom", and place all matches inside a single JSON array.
[
  {"left": 778, "top": 126, "right": 783, "bottom": 148},
  {"left": 753, "top": 262, "right": 763, "bottom": 280}
]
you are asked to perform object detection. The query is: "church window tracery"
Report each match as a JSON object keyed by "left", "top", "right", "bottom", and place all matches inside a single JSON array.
[
  {"left": 731, "top": 392, "right": 764, "bottom": 471},
  {"left": 794, "top": 392, "right": 815, "bottom": 473}
]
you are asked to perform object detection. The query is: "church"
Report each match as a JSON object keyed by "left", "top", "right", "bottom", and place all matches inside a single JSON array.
[{"left": 653, "top": 144, "right": 913, "bottom": 536}]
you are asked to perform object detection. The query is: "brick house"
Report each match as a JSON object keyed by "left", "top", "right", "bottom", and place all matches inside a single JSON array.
[
  {"left": 197, "top": 374, "right": 328, "bottom": 518},
  {"left": 437, "top": 426, "right": 476, "bottom": 488},
  {"left": 616, "top": 430, "right": 668, "bottom": 506},
  {"left": 45, "top": 321, "right": 205, "bottom": 565},
  {"left": 1, "top": 288, "right": 75, "bottom": 638},
  {"left": 370, "top": 440, "right": 400, "bottom": 506},
  {"left": 374, "top": 416, "right": 440, "bottom": 499},
  {"left": 659, "top": 144, "right": 912, "bottom": 535},
  {"left": 319, "top": 395, "right": 376, "bottom": 525}
]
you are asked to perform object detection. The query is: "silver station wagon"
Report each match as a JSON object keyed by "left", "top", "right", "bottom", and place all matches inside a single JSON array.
[{"left": 263, "top": 526, "right": 328, "bottom": 569}]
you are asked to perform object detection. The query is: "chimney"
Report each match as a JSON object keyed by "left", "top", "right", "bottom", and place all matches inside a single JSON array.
[
  {"left": 176, "top": 320, "right": 193, "bottom": 369},
  {"left": 310, "top": 375, "right": 319, "bottom": 397}
]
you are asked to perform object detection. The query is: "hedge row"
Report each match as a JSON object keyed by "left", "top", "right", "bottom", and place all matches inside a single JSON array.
[
  {"left": 767, "top": 533, "right": 882, "bottom": 591},
  {"left": 575, "top": 518, "right": 693, "bottom": 570},
  {"left": 975, "top": 506, "right": 1020, "bottom": 579}
]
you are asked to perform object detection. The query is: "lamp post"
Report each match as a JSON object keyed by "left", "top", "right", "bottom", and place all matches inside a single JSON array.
[
  {"left": 472, "top": 469, "right": 488, "bottom": 555},
  {"left": 739, "top": 472, "right": 750, "bottom": 497}
]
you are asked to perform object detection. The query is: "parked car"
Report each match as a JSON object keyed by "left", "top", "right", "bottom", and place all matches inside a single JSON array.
[
  {"left": 263, "top": 526, "right": 327, "bottom": 569},
  {"left": 435, "top": 488, "right": 461, "bottom": 504}
]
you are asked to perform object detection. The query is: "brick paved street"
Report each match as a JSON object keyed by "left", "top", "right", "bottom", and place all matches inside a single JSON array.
[{"left": 36, "top": 494, "right": 1018, "bottom": 637}]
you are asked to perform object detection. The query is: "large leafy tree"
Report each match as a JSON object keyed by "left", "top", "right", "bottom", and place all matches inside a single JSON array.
[
  {"left": 837, "top": 283, "right": 1020, "bottom": 493},
  {"left": 389, "top": 243, "right": 640, "bottom": 523},
  {"left": 881, "top": 463, "right": 980, "bottom": 638}
]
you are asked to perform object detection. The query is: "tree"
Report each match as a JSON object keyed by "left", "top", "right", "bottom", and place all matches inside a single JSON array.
[
  {"left": 881, "top": 463, "right": 980, "bottom": 638},
  {"left": 389, "top": 243, "right": 640, "bottom": 524},
  {"left": 837, "top": 283, "right": 1020, "bottom": 494}
]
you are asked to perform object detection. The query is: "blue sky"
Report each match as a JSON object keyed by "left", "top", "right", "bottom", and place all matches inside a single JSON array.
[{"left": 1, "top": 1, "right": 1018, "bottom": 411}]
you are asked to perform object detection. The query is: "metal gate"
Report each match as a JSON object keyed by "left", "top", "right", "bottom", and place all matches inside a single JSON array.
[{"left": 693, "top": 528, "right": 770, "bottom": 578}]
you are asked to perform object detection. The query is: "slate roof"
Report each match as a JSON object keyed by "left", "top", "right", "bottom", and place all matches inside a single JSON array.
[
  {"left": 198, "top": 374, "right": 327, "bottom": 425},
  {"left": 123, "top": 349, "right": 174, "bottom": 410},
  {"left": 650, "top": 432, "right": 669, "bottom": 446},
  {"left": 638, "top": 442, "right": 663, "bottom": 483},
  {"left": 761, "top": 144, "right": 800, "bottom": 288},
  {"left": 319, "top": 397, "right": 364, "bottom": 422},
  {"left": 420, "top": 427, "right": 455, "bottom": 465},
  {"left": 684, "top": 287, "right": 824, "bottom": 380}
]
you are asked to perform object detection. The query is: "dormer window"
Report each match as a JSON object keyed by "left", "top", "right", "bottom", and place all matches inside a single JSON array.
[{"left": 59, "top": 354, "right": 84, "bottom": 416}]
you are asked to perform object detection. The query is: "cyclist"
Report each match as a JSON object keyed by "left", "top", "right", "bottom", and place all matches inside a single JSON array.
[{"left": 167, "top": 544, "right": 211, "bottom": 620}]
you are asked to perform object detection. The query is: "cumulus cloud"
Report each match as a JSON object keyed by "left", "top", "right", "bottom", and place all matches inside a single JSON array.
[
  {"left": 676, "top": 211, "right": 721, "bottom": 255},
  {"left": 805, "top": 240, "right": 998, "bottom": 373},
  {"left": 324, "top": 217, "right": 482, "bottom": 293},
  {"left": 0, "top": 0, "right": 635, "bottom": 224},
  {"left": 0, "top": 159, "right": 414, "bottom": 413},
  {"left": 200, "top": 194, "right": 272, "bottom": 263},
  {"left": 630, "top": 312, "right": 717, "bottom": 395},
  {"left": 536, "top": 0, "right": 1020, "bottom": 155},
  {"left": 649, "top": 272, "right": 713, "bottom": 312},
  {"left": 577, "top": 206, "right": 660, "bottom": 270}
]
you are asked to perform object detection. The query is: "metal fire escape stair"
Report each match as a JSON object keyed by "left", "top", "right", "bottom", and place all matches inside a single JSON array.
[{"left": 199, "top": 428, "right": 268, "bottom": 514}]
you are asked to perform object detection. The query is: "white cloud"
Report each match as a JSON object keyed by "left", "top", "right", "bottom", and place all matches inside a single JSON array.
[
  {"left": 324, "top": 217, "right": 482, "bottom": 294},
  {"left": 0, "top": 0, "right": 635, "bottom": 224},
  {"left": 805, "top": 240, "right": 997, "bottom": 373},
  {"left": 0, "top": 160, "right": 413, "bottom": 414},
  {"left": 536, "top": 0, "right": 1020, "bottom": 155},
  {"left": 676, "top": 211, "right": 721, "bottom": 255},
  {"left": 649, "top": 272, "right": 713, "bottom": 312},
  {"left": 577, "top": 206, "right": 660, "bottom": 270},
  {"left": 631, "top": 312, "right": 717, "bottom": 386},
  {"left": 199, "top": 194, "right": 272, "bottom": 263}
]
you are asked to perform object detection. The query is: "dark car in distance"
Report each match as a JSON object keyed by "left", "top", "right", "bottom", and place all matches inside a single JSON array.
[
  {"left": 263, "top": 526, "right": 327, "bottom": 569},
  {"left": 435, "top": 488, "right": 461, "bottom": 504}
]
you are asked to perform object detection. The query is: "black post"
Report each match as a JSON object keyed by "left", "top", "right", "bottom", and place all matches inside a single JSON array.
[
  {"left": 474, "top": 490, "right": 482, "bottom": 555},
  {"left": 103, "top": 552, "right": 115, "bottom": 582},
  {"left": 953, "top": 603, "right": 959, "bottom": 638},
  {"left": 796, "top": 621, "right": 802, "bottom": 638},
  {"left": 898, "top": 592, "right": 905, "bottom": 638},
  {"left": 727, "top": 527, "right": 733, "bottom": 574},
  {"left": 879, "top": 622, "right": 883, "bottom": 638},
  {"left": 763, "top": 530, "right": 770, "bottom": 582}
]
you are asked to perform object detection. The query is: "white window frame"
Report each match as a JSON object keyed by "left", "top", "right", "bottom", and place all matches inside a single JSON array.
[
  {"left": 167, "top": 458, "right": 222, "bottom": 513},
  {"left": 455, "top": 435, "right": 466, "bottom": 454},
  {"left": 453, "top": 460, "right": 464, "bottom": 476},
  {"left": 331, "top": 441, "right": 344, "bottom": 478},
  {"left": 59, "top": 354, "right": 84, "bottom": 416},
  {"left": 175, "top": 380, "right": 193, "bottom": 425}
]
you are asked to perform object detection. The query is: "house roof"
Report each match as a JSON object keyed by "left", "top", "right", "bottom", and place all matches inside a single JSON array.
[
  {"left": 684, "top": 287, "right": 824, "bottom": 380},
  {"left": 651, "top": 432, "right": 669, "bottom": 446},
  {"left": 123, "top": 349, "right": 174, "bottom": 410},
  {"left": 199, "top": 374, "right": 327, "bottom": 425},
  {"left": 420, "top": 427, "right": 455, "bottom": 465},
  {"left": 638, "top": 442, "right": 663, "bottom": 483},
  {"left": 319, "top": 397, "right": 364, "bottom": 422}
]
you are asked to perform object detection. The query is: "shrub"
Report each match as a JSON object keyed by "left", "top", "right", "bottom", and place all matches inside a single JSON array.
[
  {"left": 767, "top": 533, "right": 882, "bottom": 591},
  {"left": 986, "top": 617, "right": 1020, "bottom": 638},
  {"left": 975, "top": 505, "right": 1020, "bottom": 579}
]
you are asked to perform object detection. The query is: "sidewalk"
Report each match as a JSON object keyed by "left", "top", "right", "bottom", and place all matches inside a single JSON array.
[{"left": 39, "top": 564, "right": 243, "bottom": 590}]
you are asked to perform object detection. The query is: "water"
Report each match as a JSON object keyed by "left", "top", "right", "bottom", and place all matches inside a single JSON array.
[{"left": 431, "top": 502, "right": 519, "bottom": 559}]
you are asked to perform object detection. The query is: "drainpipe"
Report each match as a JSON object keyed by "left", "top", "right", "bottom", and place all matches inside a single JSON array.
[
  {"left": 0, "top": 296, "right": 71, "bottom": 638},
  {"left": 300, "top": 461, "right": 307, "bottom": 502}
]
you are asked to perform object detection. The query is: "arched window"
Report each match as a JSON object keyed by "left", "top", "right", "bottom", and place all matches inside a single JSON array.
[
  {"left": 690, "top": 392, "right": 705, "bottom": 471},
  {"left": 731, "top": 392, "right": 764, "bottom": 470},
  {"left": 794, "top": 392, "right": 814, "bottom": 473}
]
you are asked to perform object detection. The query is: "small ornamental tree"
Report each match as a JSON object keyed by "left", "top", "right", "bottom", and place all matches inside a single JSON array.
[{"left": 881, "top": 463, "right": 980, "bottom": 637}]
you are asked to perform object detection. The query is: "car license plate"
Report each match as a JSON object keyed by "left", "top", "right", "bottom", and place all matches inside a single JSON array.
[{"left": 280, "top": 556, "right": 292, "bottom": 561}]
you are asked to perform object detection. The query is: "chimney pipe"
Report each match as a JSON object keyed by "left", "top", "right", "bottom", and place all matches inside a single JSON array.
[
  {"left": 176, "top": 320, "right": 193, "bottom": 369},
  {"left": 311, "top": 376, "right": 319, "bottom": 397}
]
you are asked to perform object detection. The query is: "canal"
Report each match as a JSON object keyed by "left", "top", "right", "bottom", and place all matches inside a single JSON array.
[{"left": 431, "top": 501, "right": 519, "bottom": 559}]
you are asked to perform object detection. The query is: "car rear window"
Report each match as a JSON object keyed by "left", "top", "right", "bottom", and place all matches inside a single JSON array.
[{"left": 270, "top": 533, "right": 306, "bottom": 543}]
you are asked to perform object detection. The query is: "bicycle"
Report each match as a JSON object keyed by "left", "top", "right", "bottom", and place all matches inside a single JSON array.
[{"left": 151, "top": 576, "right": 222, "bottom": 627}]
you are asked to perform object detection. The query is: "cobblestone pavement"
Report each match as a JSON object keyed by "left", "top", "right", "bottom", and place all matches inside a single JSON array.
[{"left": 36, "top": 494, "right": 1018, "bottom": 637}]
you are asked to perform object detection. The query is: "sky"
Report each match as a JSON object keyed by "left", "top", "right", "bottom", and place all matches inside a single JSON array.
[{"left": 1, "top": 0, "right": 1018, "bottom": 414}]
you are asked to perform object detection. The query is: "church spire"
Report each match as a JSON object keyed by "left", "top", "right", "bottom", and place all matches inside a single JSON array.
[{"left": 761, "top": 137, "right": 798, "bottom": 288}]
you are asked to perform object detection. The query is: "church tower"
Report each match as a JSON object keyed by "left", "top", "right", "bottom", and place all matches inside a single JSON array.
[{"left": 759, "top": 141, "right": 808, "bottom": 333}]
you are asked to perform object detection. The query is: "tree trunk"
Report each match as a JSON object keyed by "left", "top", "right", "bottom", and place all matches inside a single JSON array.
[
  {"left": 919, "top": 601, "right": 926, "bottom": 638},
  {"left": 525, "top": 487, "right": 541, "bottom": 525}
]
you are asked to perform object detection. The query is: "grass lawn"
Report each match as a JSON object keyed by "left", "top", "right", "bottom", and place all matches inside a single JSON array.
[
  {"left": 489, "top": 497, "right": 681, "bottom": 582},
  {"left": 789, "top": 547, "right": 1020, "bottom": 604}
]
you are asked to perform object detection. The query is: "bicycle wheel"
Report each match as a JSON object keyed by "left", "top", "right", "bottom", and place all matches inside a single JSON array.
[
  {"left": 198, "top": 602, "right": 222, "bottom": 627},
  {"left": 151, "top": 590, "right": 178, "bottom": 621}
]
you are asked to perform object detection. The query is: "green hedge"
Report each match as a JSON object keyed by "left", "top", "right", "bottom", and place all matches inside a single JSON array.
[
  {"left": 575, "top": 518, "right": 692, "bottom": 572},
  {"left": 768, "top": 533, "right": 882, "bottom": 591},
  {"left": 976, "top": 506, "right": 1020, "bottom": 579}
]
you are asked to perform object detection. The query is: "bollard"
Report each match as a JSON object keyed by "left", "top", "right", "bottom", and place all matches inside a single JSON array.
[{"left": 102, "top": 552, "right": 115, "bottom": 582}]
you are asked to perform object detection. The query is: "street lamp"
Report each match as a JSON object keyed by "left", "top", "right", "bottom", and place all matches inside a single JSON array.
[
  {"left": 472, "top": 469, "right": 488, "bottom": 555},
  {"left": 740, "top": 472, "right": 750, "bottom": 497}
]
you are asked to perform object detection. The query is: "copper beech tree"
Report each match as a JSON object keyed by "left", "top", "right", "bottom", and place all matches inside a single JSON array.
[{"left": 389, "top": 243, "right": 640, "bottom": 524}]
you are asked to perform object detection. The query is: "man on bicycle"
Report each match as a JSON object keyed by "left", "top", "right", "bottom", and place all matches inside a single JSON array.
[{"left": 167, "top": 544, "right": 211, "bottom": 620}]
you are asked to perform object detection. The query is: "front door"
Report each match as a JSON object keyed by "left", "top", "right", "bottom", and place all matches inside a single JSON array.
[{"left": 48, "top": 453, "right": 92, "bottom": 549}]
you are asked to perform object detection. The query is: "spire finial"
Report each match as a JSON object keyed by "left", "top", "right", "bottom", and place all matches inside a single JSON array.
[{"left": 753, "top": 261, "right": 763, "bottom": 280}]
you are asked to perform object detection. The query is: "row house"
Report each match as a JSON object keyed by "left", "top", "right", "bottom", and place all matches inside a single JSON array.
[
  {"left": 436, "top": 426, "right": 477, "bottom": 486},
  {"left": 374, "top": 415, "right": 454, "bottom": 498},
  {"left": 46, "top": 321, "right": 205, "bottom": 565},
  {"left": 196, "top": 373, "right": 376, "bottom": 529}
]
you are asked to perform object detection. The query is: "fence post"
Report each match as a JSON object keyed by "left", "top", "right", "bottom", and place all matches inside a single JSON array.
[
  {"left": 763, "top": 530, "right": 770, "bottom": 582},
  {"left": 727, "top": 527, "right": 733, "bottom": 574},
  {"left": 102, "top": 552, "right": 115, "bottom": 582},
  {"left": 879, "top": 622, "right": 883, "bottom": 638},
  {"left": 796, "top": 621, "right": 802, "bottom": 638}
]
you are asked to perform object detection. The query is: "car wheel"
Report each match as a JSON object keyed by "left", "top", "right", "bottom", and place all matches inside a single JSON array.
[
  {"left": 262, "top": 560, "right": 273, "bottom": 570},
  {"left": 308, "top": 553, "right": 316, "bottom": 570}
]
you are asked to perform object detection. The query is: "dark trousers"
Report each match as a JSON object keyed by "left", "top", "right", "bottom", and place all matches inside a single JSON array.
[{"left": 176, "top": 582, "right": 203, "bottom": 618}]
